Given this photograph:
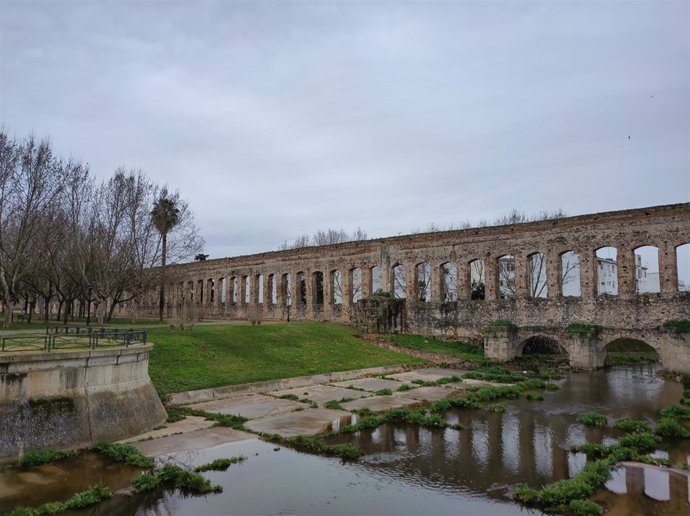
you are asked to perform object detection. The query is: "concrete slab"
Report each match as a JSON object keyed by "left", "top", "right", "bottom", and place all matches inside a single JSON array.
[
  {"left": 395, "top": 386, "right": 456, "bottom": 402},
  {"left": 270, "top": 385, "right": 369, "bottom": 404},
  {"left": 133, "top": 427, "right": 256, "bottom": 457},
  {"left": 186, "top": 394, "right": 304, "bottom": 419},
  {"left": 331, "top": 377, "right": 403, "bottom": 392},
  {"left": 117, "top": 416, "right": 215, "bottom": 444},
  {"left": 340, "top": 395, "right": 419, "bottom": 413},
  {"left": 244, "top": 408, "right": 350, "bottom": 438}
]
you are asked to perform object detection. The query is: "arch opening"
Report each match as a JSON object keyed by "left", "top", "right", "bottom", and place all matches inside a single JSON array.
[
  {"left": 256, "top": 274, "right": 264, "bottom": 304},
  {"left": 677, "top": 243, "right": 690, "bottom": 292},
  {"left": 498, "top": 254, "right": 515, "bottom": 299},
  {"left": 331, "top": 270, "right": 343, "bottom": 304},
  {"left": 393, "top": 264, "right": 406, "bottom": 299},
  {"left": 232, "top": 277, "right": 239, "bottom": 304},
  {"left": 596, "top": 246, "right": 618, "bottom": 295},
  {"left": 560, "top": 251, "right": 581, "bottom": 297},
  {"left": 371, "top": 265, "right": 382, "bottom": 294},
  {"left": 312, "top": 271, "right": 324, "bottom": 305},
  {"left": 469, "top": 259, "right": 485, "bottom": 300},
  {"left": 416, "top": 262, "right": 431, "bottom": 302},
  {"left": 296, "top": 272, "right": 306, "bottom": 307},
  {"left": 634, "top": 246, "right": 660, "bottom": 294},
  {"left": 243, "top": 275, "right": 250, "bottom": 304},
  {"left": 269, "top": 274, "right": 277, "bottom": 305},
  {"left": 604, "top": 338, "right": 660, "bottom": 366},
  {"left": 528, "top": 252, "right": 547, "bottom": 298},
  {"left": 220, "top": 277, "right": 227, "bottom": 303},
  {"left": 441, "top": 262, "right": 457, "bottom": 302},
  {"left": 516, "top": 336, "right": 568, "bottom": 361},
  {"left": 281, "top": 273, "right": 291, "bottom": 307}
]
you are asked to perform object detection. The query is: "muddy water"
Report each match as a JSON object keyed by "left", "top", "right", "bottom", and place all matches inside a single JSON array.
[{"left": 3, "top": 365, "right": 690, "bottom": 515}]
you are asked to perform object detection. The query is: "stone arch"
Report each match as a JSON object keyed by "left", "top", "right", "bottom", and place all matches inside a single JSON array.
[
  {"left": 312, "top": 271, "right": 324, "bottom": 305},
  {"left": 415, "top": 262, "right": 431, "bottom": 302},
  {"left": 497, "top": 254, "right": 516, "bottom": 299},
  {"left": 527, "top": 252, "right": 547, "bottom": 298},
  {"left": 350, "top": 267, "right": 363, "bottom": 303},
  {"left": 595, "top": 246, "right": 618, "bottom": 295},
  {"left": 602, "top": 336, "right": 661, "bottom": 365},
  {"left": 469, "top": 258, "right": 485, "bottom": 300},
  {"left": 330, "top": 269, "right": 343, "bottom": 304},
  {"left": 559, "top": 250, "right": 581, "bottom": 297},
  {"left": 440, "top": 262, "right": 458, "bottom": 302},
  {"left": 515, "top": 333, "right": 570, "bottom": 358},
  {"left": 633, "top": 245, "right": 660, "bottom": 294},
  {"left": 675, "top": 242, "right": 690, "bottom": 292},
  {"left": 392, "top": 263, "right": 406, "bottom": 299},
  {"left": 370, "top": 265, "right": 383, "bottom": 294}
]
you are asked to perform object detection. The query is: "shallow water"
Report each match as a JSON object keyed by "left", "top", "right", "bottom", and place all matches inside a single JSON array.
[{"left": 3, "top": 365, "right": 690, "bottom": 515}]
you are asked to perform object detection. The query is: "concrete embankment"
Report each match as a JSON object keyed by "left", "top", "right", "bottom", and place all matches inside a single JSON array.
[{"left": 0, "top": 344, "right": 166, "bottom": 460}]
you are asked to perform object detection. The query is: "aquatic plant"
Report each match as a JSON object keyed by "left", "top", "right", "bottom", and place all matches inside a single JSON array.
[
  {"left": 8, "top": 484, "right": 112, "bottom": 516},
  {"left": 91, "top": 441, "right": 154, "bottom": 469},
  {"left": 576, "top": 412, "right": 607, "bottom": 427},
  {"left": 613, "top": 417, "right": 651, "bottom": 434},
  {"left": 17, "top": 449, "right": 77, "bottom": 468},
  {"left": 194, "top": 456, "right": 246, "bottom": 472},
  {"left": 134, "top": 464, "right": 222, "bottom": 495}
]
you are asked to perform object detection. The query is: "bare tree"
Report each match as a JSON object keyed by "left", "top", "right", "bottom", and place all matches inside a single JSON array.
[{"left": 280, "top": 227, "right": 368, "bottom": 250}]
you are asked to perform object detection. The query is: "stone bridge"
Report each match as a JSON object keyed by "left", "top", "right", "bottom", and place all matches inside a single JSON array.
[{"left": 132, "top": 203, "right": 690, "bottom": 372}]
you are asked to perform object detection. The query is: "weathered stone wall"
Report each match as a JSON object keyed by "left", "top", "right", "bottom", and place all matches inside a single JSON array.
[{"left": 0, "top": 345, "right": 166, "bottom": 459}]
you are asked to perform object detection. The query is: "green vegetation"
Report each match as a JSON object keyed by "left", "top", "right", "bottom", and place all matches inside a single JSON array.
[
  {"left": 90, "top": 441, "right": 154, "bottom": 469},
  {"left": 397, "top": 383, "right": 416, "bottom": 392},
  {"left": 374, "top": 388, "right": 392, "bottom": 396},
  {"left": 663, "top": 320, "right": 690, "bottom": 333},
  {"left": 17, "top": 449, "right": 77, "bottom": 468},
  {"left": 133, "top": 464, "right": 222, "bottom": 495},
  {"left": 193, "top": 456, "right": 246, "bottom": 472},
  {"left": 324, "top": 400, "right": 343, "bottom": 410},
  {"left": 376, "top": 334, "right": 489, "bottom": 363},
  {"left": 286, "top": 436, "right": 362, "bottom": 460},
  {"left": 577, "top": 412, "right": 607, "bottom": 428},
  {"left": 660, "top": 404, "right": 690, "bottom": 420},
  {"left": 488, "top": 320, "right": 516, "bottom": 330},
  {"left": 463, "top": 366, "right": 527, "bottom": 384},
  {"left": 9, "top": 484, "right": 112, "bottom": 516},
  {"left": 485, "top": 403, "right": 506, "bottom": 413},
  {"left": 173, "top": 407, "right": 247, "bottom": 430},
  {"left": 613, "top": 417, "right": 651, "bottom": 434},
  {"left": 566, "top": 323, "right": 603, "bottom": 338},
  {"left": 524, "top": 392, "right": 544, "bottom": 401},
  {"left": 337, "top": 406, "right": 463, "bottom": 434},
  {"left": 656, "top": 417, "right": 690, "bottom": 438},
  {"left": 147, "top": 323, "right": 424, "bottom": 396}
]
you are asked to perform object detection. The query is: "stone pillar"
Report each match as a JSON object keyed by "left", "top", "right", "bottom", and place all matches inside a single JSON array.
[
  {"left": 659, "top": 241, "right": 679, "bottom": 294},
  {"left": 304, "top": 271, "right": 313, "bottom": 317},
  {"left": 431, "top": 262, "right": 443, "bottom": 302},
  {"left": 514, "top": 253, "right": 528, "bottom": 298},
  {"left": 342, "top": 268, "right": 353, "bottom": 311},
  {"left": 485, "top": 256, "right": 497, "bottom": 300},
  {"left": 457, "top": 260, "right": 470, "bottom": 300},
  {"left": 580, "top": 249, "right": 596, "bottom": 300},
  {"left": 484, "top": 325, "right": 518, "bottom": 362},
  {"left": 567, "top": 334, "right": 606, "bottom": 369},
  {"left": 405, "top": 262, "right": 417, "bottom": 302},
  {"left": 547, "top": 251, "right": 560, "bottom": 298},
  {"left": 361, "top": 266, "right": 372, "bottom": 298},
  {"left": 290, "top": 271, "right": 299, "bottom": 313},
  {"left": 618, "top": 245, "right": 635, "bottom": 298},
  {"left": 658, "top": 333, "right": 690, "bottom": 373}
]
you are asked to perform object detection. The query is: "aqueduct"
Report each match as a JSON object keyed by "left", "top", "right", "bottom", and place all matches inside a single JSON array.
[{"left": 134, "top": 203, "right": 690, "bottom": 372}]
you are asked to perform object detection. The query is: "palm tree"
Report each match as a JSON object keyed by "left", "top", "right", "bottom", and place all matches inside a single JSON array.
[{"left": 151, "top": 193, "right": 180, "bottom": 321}]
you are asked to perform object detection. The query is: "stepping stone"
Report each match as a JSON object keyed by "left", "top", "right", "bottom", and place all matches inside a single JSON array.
[
  {"left": 340, "top": 395, "right": 419, "bottom": 413},
  {"left": 395, "top": 386, "right": 457, "bottom": 402},
  {"left": 331, "top": 378, "right": 403, "bottom": 392},
  {"left": 245, "top": 408, "right": 350, "bottom": 438},
  {"left": 133, "top": 427, "right": 256, "bottom": 457},
  {"left": 270, "top": 385, "right": 369, "bottom": 404},
  {"left": 186, "top": 394, "right": 304, "bottom": 419}
]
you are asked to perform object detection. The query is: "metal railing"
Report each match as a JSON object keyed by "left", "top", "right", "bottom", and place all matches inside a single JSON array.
[{"left": 2, "top": 329, "right": 148, "bottom": 352}]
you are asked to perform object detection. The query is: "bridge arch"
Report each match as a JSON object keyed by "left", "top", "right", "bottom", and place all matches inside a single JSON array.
[{"left": 515, "top": 333, "right": 570, "bottom": 359}]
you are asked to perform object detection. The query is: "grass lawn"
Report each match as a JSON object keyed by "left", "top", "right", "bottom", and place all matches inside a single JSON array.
[
  {"left": 147, "top": 323, "right": 425, "bottom": 397},
  {"left": 377, "top": 334, "right": 489, "bottom": 363}
]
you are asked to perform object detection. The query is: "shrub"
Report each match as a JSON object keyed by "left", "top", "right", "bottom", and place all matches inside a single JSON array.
[
  {"left": 568, "top": 499, "right": 604, "bottom": 516},
  {"left": 660, "top": 404, "right": 690, "bottom": 420},
  {"left": 524, "top": 392, "right": 544, "bottom": 401},
  {"left": 656, "top": 417, "right": 690, "bottom": 438},
  {"left": 485, "top": 403, "right": 506, "bottom": 413},
  {"left": 374, "top": 388, "right": 393, "bottom": 396}
]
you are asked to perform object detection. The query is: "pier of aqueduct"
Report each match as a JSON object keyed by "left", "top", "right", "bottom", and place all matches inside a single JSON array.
[{"left": 137, "top": 203, "right": 690, "bottom": 372}]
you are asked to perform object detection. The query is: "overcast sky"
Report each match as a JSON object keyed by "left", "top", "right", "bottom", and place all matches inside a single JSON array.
[{"left": 1, "top": 1, "right": 688, "bottom": 260}]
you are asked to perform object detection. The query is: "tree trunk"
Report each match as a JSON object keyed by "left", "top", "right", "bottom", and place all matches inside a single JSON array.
[
  {"left": 158, "top": 232, "right": 167, "bottom": 321},
  {"left": 3, "top": 294, "right": 13, "bottom": 329}
]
